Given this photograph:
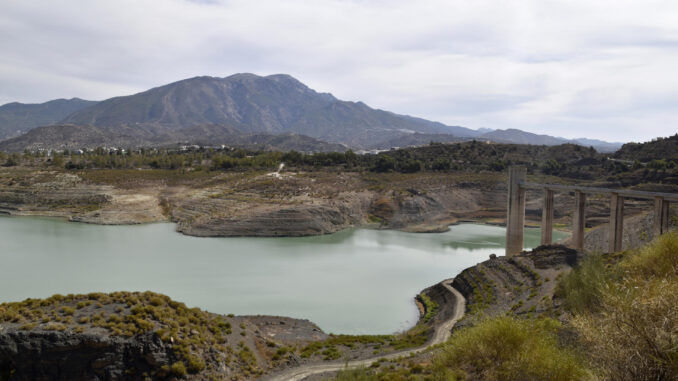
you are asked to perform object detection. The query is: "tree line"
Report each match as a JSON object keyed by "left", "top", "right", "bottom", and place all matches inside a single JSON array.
[{"left": 0, "top": 141, "right": 676, "bottom": 186}]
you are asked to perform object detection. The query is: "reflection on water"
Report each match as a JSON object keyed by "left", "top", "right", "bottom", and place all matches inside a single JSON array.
[{"left": 0, "top": 217, "right": 568, "bottom": 334}]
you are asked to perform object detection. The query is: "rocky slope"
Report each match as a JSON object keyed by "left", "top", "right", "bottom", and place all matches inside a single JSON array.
[
  {"left": 0, "top": 124, "right": 347, "bottom": 153},
  {"left": 0, "top": 292, "right": 326, "bottom": 380}
]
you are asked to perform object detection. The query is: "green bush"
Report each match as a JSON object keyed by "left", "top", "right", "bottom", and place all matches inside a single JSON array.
[
  {"left": 170, "top": 361, "right": 187, "bottom": 376},
  {"left": 417, "top": 293, "right": 439, "bottom": 323}
]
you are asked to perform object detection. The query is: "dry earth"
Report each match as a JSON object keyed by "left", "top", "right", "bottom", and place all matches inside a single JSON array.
[{"left": 0, "top": 167, "right": 608, "bottom": 238}]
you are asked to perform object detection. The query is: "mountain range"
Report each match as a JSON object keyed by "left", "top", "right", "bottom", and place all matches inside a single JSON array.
[{"left": 0, "top": 73, "right": 623, "bottom": 152}]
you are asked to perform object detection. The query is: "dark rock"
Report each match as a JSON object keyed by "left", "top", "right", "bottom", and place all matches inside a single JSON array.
[
  {"left": 0, "top": 329, "right": 175, "bottom": 381},
  {"left": 520, "top": 245, "right": 578, "bottom": 268}
]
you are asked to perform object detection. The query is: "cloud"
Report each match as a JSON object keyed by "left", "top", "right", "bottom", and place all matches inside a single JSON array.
[{"left": 0, "top": 0, "right": 677, "bottom": 142}]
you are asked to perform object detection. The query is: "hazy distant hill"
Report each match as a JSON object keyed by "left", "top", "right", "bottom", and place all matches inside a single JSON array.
[
  {"left": 479, "top": 128, "right": 622, "bottom": 153},
  {"left": 572, "top": 138, "right": 622, "bottom": 153},
  {"left": 0, "top": 98, "right": 97, "bottom": 139}
]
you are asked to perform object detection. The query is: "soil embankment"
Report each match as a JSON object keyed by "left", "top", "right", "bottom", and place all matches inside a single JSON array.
[{"left": 452, "top": 245, "right": 579, "bottom": 326}]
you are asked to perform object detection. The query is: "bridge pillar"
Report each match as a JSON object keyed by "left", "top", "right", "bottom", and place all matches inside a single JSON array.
[
  {"left": 506, "top": 166, "right": 526, "bottom": 256},
  {"left": 654, "top": 197, "right": 670, "bottom": 236},
  {"left": 541, "top": 189, "right": 554, "bottom": 245},
  {"left": 609, "top": 193, "right": 624, "bottom": 252},
  {"left": 572, "top": 190, "right": 586, "bottom": 252}
]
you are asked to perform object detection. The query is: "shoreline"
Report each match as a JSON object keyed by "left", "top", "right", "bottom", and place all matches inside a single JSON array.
[
  {"left": 263, "top": 279, "right": 466, "bottom": 381},
  {"left": 0, "top": 209, "right": 573, "bottom": 238}
]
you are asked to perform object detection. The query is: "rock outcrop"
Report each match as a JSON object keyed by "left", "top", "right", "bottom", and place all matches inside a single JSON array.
[{"left": 0, "top": 330, "right": 173, "bottom": 381}]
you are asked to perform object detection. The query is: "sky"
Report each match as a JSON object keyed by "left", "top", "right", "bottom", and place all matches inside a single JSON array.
[{"left": 1, "top": 0, "right": 677, "bottom": 143}]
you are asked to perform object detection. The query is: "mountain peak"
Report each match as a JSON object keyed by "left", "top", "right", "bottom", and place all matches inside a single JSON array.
[{"left": 0, "top": 74, "right": 623, "bottom": 152}]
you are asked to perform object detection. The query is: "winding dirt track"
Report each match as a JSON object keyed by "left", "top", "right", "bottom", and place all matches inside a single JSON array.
[{"left": 264, "top": 279, "right": 466, "bottom": 381}]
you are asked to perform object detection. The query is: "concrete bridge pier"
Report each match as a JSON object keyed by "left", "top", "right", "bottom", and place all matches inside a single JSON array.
[
  {"left": 572, "top": 190, "right": 586, "bottom": 252},
  {"left": 506, "top": 166, "right": 526, "bottom": 256},
  {"left": 541, "top": 189, "right": 554, "bottom": 245}
]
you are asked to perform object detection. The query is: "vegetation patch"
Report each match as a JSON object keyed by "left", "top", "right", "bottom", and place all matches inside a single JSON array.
[
  {"left": 0, "top": 291, "right": 240, "bottom": 377},
  {"left": 432, "top": 316, "right": 589, "bottom": 380},
  {"left": 416, "top": 293, "right": 439, "bottom": 323},
  {"left": 333, "top": 317, "right": 588, "bottom": 381},
  {"left": 300, "top": 324, "right": 430, "bottom": 361}
]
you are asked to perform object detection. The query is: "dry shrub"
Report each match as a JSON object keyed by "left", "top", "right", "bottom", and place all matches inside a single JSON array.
[
  {"left": 570, "top": 231, "right": 678, "bottom": 380},
  {"left": 432, "top": 316, "right": 589, "bottom": 381},
  {"left": 623, "top": 231, "right": 678, "bottom": 278},
  {"left": 555, "top": 254, "right": 610, "bottom": 314},
  {"left": 573, "top": 279, "right": 678, "bottom": 381}
]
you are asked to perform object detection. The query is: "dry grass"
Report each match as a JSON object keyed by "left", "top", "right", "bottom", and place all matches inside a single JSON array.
[{"left": 563, "top": 232, "right": 678, "bottom": 380}]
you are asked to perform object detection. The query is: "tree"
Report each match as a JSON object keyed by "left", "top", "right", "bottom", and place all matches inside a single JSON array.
[
  {"left": 373, "top": 155, "right": 396, "bottom": 172},
  {"left": 431, "top": 158, "right": 451, "bottom": 171},
  {"left": 399, "top": 159, "right": 423, "bottom": 173},
  {"left": 3, "top": 154, "right": 19, "bottom": 167}
]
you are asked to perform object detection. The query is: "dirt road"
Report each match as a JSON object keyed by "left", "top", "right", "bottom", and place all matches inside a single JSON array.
[{"left": 264, "top": 279, "right": 465, "bottom": 381}]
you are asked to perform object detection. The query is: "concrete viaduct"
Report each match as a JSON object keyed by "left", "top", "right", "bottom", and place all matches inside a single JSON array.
[{"left": 505, "top": 166, "right": 677, "bottom": 256}]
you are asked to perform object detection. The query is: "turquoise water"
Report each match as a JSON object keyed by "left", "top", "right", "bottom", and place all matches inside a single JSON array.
[{"left": 0, "top": 217, "right": 567, "bottom": 334}]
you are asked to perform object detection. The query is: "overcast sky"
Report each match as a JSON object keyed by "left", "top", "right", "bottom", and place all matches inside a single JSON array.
[{"left": 1, "top": 0, "right": 677, "bottom": 142}]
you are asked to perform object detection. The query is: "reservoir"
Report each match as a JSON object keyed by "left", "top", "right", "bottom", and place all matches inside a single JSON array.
[{"left": 0, "top": 216, "right": 568, "bottom": 334}]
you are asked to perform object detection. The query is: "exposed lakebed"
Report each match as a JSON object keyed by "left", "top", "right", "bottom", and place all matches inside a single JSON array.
[{"left": 0, "top": 216, "right": 567, "bottom": 334}]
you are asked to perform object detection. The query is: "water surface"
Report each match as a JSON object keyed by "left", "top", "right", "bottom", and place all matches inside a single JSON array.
[{"left": 0, "top": 217, "right": 567, "bottom": 334}]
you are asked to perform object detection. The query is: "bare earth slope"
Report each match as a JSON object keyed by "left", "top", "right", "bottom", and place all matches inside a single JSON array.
[{"left": 0, "top": 169, "right": 512, "bottom": 236}]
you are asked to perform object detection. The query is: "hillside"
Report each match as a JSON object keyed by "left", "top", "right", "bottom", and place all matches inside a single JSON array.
[
  {"left": 368, "top": 132, "right": 467, "bottom": 149},
  {"left": 0, "top": 98, "right": 96, "bottom": 140},
  {"left": 0, "top": 291, "right": 327, "bottom": 380},
  {"left": 614, "top": 133, "right": 678, "bottom": 161},
  {"left": 0, "top": 123, "right": 347, "bottom": 153}
]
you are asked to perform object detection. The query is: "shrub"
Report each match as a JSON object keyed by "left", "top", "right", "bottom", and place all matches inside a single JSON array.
[
  {"left": 170, "top": 361, "right": 187, "bottom": 377},
  {"left": 185, "top": 354, "right": 205, "bottom": 374},
  {"left": 571, "top": 231, "right": 678, "bottom": 380},
  {"left": 622, "top": 231, "right": 678, "bottom": 278},
  {"left": 555, "top": 254, "right": 609, "bottom": 314},
  {"left": 573, "top": 279, "right": 678, "bottom": 381},
  {"left": 432, "top": 316, "right": 589, "bottom": 381},
  {"left": 417, "top": 293, "right": 439, "bottom": 323}
]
